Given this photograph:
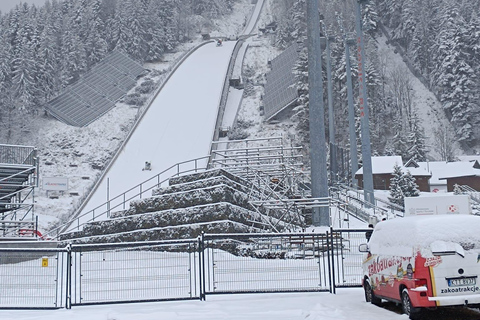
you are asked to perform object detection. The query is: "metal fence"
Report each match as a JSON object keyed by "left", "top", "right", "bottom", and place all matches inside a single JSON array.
[
  {"left": 202, "top": 233, "right": 332, "bottom": 294},
  {"left": 0, "top": 230, "right": 368, "bottom": 309},
  {"left": 70, "top": 239, "right": 201, "bottom": 306},
  {"left": 0, "top": 247, "right": 68, "bottom": 309}
]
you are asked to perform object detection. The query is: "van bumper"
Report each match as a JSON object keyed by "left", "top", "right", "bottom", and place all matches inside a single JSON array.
[{"left": 428, "top": 294, "right": 480, "bottom": 306}]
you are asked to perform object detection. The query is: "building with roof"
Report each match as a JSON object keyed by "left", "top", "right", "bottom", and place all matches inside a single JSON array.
[
  {"left": 405, "top": 160, "right": 480, "bottom": 192},
  {"left": 355, "top": 156, "right": 431, "bottom": 191}
]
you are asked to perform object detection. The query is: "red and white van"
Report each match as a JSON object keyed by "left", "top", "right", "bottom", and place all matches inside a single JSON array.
[{"left": 359, "top": 214, "right": 480, "bottom": 319}]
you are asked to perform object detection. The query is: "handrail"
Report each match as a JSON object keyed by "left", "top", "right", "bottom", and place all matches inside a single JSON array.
[
  {"left": 336, "top": 183, "right": 404, "bottom": 213},
  {"left": 49, "top": 155, "right": 210, "bottom": 237}
]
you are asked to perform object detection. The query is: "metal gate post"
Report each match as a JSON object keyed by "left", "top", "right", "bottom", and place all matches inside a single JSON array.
[
  {"left": 330, "top": 227, "right": 336, "bottom": 294},
  {"left": 326, "top": 231, "right": 333, "bottom": 293},
  {"left": 66, "top": 244, "right": 72, "bottom": 309},
  {"left": 199, "top": 232, "right": 206, "bottom": 301}
]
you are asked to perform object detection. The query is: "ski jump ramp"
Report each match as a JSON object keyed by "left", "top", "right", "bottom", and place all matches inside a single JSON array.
[
  {"left": 64, "top": 0, "right": 265, "bottom": 233},
  {"left": 72, "top": 41, "right": 237, "bottom": 230}
]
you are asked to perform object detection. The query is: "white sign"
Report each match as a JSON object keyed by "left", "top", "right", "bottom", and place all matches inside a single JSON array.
[
  {"left": 43, "top": 177, "right": 68, "bottom": 191},
  {"left": 405, "top": 195, "right": 471, "bottom": 216}
]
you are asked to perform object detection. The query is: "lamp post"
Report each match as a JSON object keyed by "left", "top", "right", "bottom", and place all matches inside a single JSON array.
[
  {"left": 354, "top": 0, "right": 375, "bottom": 205},
  {"left": 306, "top": 0, "right": 329, "bottom": 226}
]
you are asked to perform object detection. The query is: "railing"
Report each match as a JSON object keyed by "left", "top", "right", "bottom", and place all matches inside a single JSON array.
[
  {"left": 0, "top": 144, "right": 37, "bottom": 166},
  {"left": 50, "top": 156, "right": 211, "bottom": 238},
  {"left": 0, "top": 230, "right": 369, "bottom": 309},
  {"left": 335, "top": 183, "right": 404, "bottom": 217},
  {"left": 0, "top": 220, "right": 37, "bottom": 238}
]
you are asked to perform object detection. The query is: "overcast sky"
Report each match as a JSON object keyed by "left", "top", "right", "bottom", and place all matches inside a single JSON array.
[{"left": 0, "top": 0, "right": 48, "bottom": 14}]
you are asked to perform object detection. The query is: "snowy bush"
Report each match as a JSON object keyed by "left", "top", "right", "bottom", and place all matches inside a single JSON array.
[
  {"left": 228, "top": 128, "right": 249, "bottom": 140},
  {"left": 136, "top": 79, "right": 156, "bottom": 94},
  {"left": 124, "top": 93, "right": 148, "bottom": 106}
]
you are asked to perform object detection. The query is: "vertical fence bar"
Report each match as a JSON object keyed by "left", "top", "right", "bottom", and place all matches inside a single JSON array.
[
  {"left": 326, "top": 231, "right": 333, "bottom": 293},
  {"left": 330, "top": 228, "right": 336, "bottom": 294},
  {"left": 55, "top": 252, "right": 60, "bottom": 308},
  {"left": 66, "top": 245, "right": 72, "bottom": 309},
  {"left": 199, "top": 234, "right": 206, "bottom": 301}
]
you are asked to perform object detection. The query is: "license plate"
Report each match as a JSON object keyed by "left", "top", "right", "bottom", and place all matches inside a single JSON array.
[{"left": 448, "top": 277, "right": 476, "bottom": 287}]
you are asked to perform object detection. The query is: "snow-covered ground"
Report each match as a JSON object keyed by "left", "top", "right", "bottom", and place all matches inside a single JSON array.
[{"left": 2, "top": 289, "right": 480, "bottom": 320}]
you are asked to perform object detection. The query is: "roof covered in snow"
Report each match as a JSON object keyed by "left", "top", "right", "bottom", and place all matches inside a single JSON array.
[
  {"left": 415, "top": 161, "right": 480, "bottom": 183},
  {"left": 355, "top": 156, "right": 431, "bottom": 177}
]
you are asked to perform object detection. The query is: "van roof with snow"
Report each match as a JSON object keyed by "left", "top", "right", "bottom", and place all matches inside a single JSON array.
[{"left": 368, "top": 215, "right": 480, "bottom": 257}]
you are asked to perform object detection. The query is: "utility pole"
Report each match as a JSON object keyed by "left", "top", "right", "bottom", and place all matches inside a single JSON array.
[
  {"left": 322, "top": 25, "right": 337, "bottom": 184},
  {"left": 306, "top": 0, "right": 329, "bottom": 226},
  {"left": 354, "top": 0, "right": 374, "bottom": 205}
]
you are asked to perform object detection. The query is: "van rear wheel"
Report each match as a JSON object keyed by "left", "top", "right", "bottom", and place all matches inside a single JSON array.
[
  {"left": 364, "top": 281, "right": 381, "bottom": 306},
  {"left": 401, "top": 289, "right": 421, "bottom": 319}
]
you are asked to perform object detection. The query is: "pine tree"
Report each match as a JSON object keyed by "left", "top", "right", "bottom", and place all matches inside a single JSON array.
[
  {"left": 405, "top": 112, "right": 427, "bottom": 162},
  {"left": 388, "top": 164, "right": 404, "bottom": 206},
  {"left": 389, "top": 164, "right": 419, "bottom": 207},
  {"left": 291, "top": 46, "right": 309, "bottom": 145},
  {"left": 402, "top": 170, "right": 420, "bottom": 198}
]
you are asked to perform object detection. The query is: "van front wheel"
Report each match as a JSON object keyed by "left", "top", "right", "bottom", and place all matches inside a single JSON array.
[{"left": 401, "top": 289, "right": 421, "bottom": 319}]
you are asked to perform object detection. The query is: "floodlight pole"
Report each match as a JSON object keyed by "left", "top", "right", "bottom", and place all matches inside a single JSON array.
[
  {"left": 344, "top": 36, "right": 358, "bottom": 187},
  {"left": 322, "top": 24, "right": 337, "bottom": 184},
  {"left": 307, "top": 0, "right": 329, "bottom": 226},
  {"left": 354, "top": 0, "right": 374, "bottom": 205}
]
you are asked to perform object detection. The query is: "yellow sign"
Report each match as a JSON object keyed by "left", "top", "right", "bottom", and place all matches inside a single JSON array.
[{"left": 42, "top": 258, "right": 48, "bottom": 267}]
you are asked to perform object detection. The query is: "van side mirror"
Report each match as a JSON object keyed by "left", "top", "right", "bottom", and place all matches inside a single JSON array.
[{"left": 358, "top": 243, "right": 369, "bottom": 253}]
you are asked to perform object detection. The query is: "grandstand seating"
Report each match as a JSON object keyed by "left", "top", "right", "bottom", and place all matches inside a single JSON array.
[
  {"left": 263, "top": 42, "right": 300, "bottom": 121},
  {"left": 45, "top": 50, "right": 145, "bottom": 127}
]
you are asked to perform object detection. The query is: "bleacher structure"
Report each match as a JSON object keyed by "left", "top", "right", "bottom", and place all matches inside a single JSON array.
[
  {"left": 263, "top": 42, "right": 300, "bottom": 121},
  {"left": 45, "top": 50, "right": 145, "bottom": 127},
  {"left": 0, "top": 144, "right": 39, "bottom": 238},
  {"left": 59, "top": 137, "right": 352, "bottom": 243}
]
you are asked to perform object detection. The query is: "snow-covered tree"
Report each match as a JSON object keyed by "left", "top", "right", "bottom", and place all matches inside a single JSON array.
[
  {"left": 405, "top": 113, "right": 427, "bottom": 162},
  {"left": 389, "top": 164, "right": 419, "bottom": 207},
  {"left": 388, "top": 164, "right": 405, "bottom": 206}
]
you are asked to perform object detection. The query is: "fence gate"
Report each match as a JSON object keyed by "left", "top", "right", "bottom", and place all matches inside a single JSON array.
[
  {"left": 0, "top": 247, "right": 68, "bottom": 309},
  {"left": 329, "top": 229, "right": 368, "bottom": 292},
  {"left": 202, "top": 233, "right": 334, "bottom": 295},
  {"left": 70, "top": 239, "right": 201, "bottom": 306}
]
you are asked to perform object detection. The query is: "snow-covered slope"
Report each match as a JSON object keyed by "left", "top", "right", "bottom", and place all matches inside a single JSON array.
[{"left": 73, "top": 41, "right": 236, "bottom": 229}]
